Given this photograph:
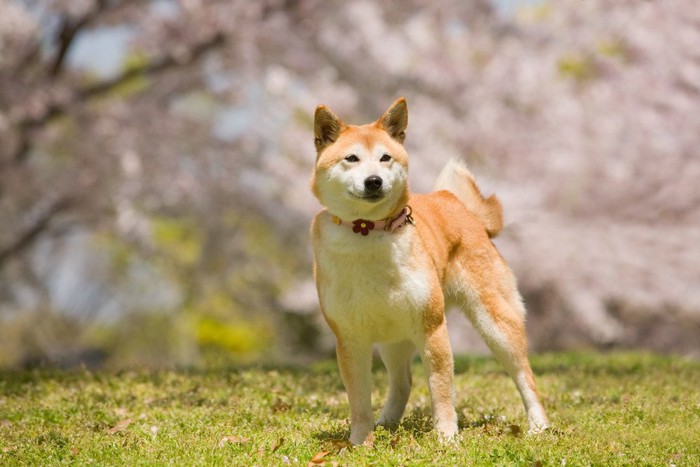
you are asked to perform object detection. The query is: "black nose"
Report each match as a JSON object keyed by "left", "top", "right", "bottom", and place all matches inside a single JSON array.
[{"left": 364, "top": 175, "right": 383, "bottom": 193}]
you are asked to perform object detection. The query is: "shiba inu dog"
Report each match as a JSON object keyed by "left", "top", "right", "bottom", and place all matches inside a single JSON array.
[{"left": 310, "top": 98, "right": 549, "bottom": 445}]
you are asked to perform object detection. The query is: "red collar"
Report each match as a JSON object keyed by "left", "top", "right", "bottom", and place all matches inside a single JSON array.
[{"left": 331, "top": 206, "right": 415, "bottom": 236}]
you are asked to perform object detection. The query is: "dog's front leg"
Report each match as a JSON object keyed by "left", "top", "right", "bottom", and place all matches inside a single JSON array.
[
  {"left": 377, "top": 340, "right": 414, "bottom": 427},
  {"left": 336, "top": 337, "right": 374, "bottom": 445},
  {"left": 420, "top": 321, "right": 458, "bottom": 440}
]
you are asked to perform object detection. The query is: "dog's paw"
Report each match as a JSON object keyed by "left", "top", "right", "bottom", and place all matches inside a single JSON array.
[
  {"left": 376, "top": 416, "right": 400, "bottom": 430},
  {"left": 527, "top": 408, "right": 550, "bottom": 434},
  {"left": 435, "top": 420, "right": 459, "bottom": 443},
  {"left": 349, "top": 426, "right": 374, "bottom": 446},
  {"left": 526, "top": 422, "right": 551, "bottom": 435}
]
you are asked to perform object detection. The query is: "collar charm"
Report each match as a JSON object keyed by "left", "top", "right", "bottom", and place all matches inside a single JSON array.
[{"left": 352, "top": 219, "right": 375, "bottom": 236}]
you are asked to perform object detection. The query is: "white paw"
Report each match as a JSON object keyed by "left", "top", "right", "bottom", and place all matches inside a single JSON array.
[
  {"left": 527, "top": 422, "right": 550, "bottom": 435},
  {"left": 349, "top": 425, "right": 374, "bottom": 446},
  {"left": 435, "top": 420, "right": 459, "bottom": 442},
  {"left": 527, "top": 408, "right": 550, "bottom": 434}
]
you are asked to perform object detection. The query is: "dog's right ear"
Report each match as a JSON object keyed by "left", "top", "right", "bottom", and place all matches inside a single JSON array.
[{"left": 314, "top": 105, "right": 344, "bottom": 153}]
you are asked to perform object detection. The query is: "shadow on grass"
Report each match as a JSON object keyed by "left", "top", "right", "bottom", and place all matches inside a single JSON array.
[
  {"left": 309, "top": 405, "right": 537, "bottom": 446},
  {"left": 398, "top": 407, "right": 434, "bottom": 436},
  {"left": 312, "top": 427, "right": 349, "bottom": 443},
  {"left": 311, "top": 406, "right": 437, "bottom": 446}
]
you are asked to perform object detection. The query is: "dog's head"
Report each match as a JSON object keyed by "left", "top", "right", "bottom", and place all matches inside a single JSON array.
[{"left": 310, "top": 98, "right": 410, "bottom": 221}]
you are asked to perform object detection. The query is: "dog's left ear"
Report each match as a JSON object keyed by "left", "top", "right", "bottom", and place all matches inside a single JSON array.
[{"left": 377, "top": 97, "right": 408, "bottom": 144}]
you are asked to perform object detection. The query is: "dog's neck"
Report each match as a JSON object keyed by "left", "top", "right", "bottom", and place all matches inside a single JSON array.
[{"left": 330, "top": 206, "right": 414, "bottom": 236}]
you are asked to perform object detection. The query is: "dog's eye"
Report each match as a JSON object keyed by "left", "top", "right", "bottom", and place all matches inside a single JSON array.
[
  {"left": 380, "top": 153, "right": 392, "bottom": 162},
  {"left": 345, "top": 154, "right": 359, "bottom": 163}
]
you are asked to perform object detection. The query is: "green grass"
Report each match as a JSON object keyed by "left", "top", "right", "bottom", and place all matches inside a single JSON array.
[{"left": 1, "top": 352, "right": 698, "bottom": 465}]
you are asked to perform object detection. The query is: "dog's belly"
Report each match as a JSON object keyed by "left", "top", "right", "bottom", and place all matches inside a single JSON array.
[{"left": 318, "top": 232, "right": 432, "bottom": 343}]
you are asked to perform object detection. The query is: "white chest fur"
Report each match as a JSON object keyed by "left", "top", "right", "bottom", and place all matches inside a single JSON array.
[{"left": 314, "top": 220, "right": 432, "bottom": 344}]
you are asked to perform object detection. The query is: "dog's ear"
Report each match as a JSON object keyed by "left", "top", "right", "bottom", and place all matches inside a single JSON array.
[
  {"left": 377, "top": 97, "right": 408, "bottom": 144},
  {"left": 314, "top": 105, "right": 344, "bottom": 153}
]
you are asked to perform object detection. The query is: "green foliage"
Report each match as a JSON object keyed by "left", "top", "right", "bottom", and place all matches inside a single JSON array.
[
  {"left": 151, "top": 216, "right": 203, "bottom": 267},
  {"left": 93, "top": 232, "right": 135, "bottom": 279},
  {"left": 95, "top": 311, "right": 196, "bottom": 369},
  {"left": 597, "top": 38, "right": 629, "bottom": 61},
  {"left": 108, "top": 52, "right": 151, "bottom": 97},
  {"left": 1, "top": 352, "right": 698, "bottom": 465},
  {"left": 557, "top": 53, "right": 596, "bottom": 83},
  {"left": 558, "top": 37, "right": 629, "bottom": 84},
  {"left": 223, "top": 212, "right": 302, "bottom": 283},
  {"left": 87, "top": 212, "right": 292, "bottom": 366},
  {"left": 196, "top": 316, "right": 269, "bottom": 355}
]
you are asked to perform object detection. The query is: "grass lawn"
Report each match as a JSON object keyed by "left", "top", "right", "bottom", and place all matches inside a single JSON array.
[{"left": 1, "top": 351, "right": 698, "bottom": 466}]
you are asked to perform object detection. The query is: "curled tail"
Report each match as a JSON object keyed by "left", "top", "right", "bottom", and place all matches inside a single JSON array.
[{"left": 434, "top": 159, "right": 504, "bottom": 238}]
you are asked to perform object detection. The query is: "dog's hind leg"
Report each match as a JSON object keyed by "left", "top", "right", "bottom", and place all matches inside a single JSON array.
[
  {"left": 377, "top": 340, "right": 414, "bottom": 428},
  {"left": 419, "top": 320, "right": 459, "bottom": 440},
  {"left": 455, "top": 281, "right": 550, "bottom": 433}
]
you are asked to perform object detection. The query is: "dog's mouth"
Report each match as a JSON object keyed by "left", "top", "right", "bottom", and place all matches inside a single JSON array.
[{"left": 348, "top": 191, "right": 386, "bottom": 203}]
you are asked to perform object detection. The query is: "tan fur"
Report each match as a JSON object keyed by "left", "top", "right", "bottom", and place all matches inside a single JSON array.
[{"left": 311, "top": 98, "right": 549, "bottom": 445}]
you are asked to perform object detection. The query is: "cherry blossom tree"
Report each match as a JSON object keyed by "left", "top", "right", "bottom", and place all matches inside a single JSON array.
[{"left": 0, "top": 0, "right": 698, "bottom": 367}]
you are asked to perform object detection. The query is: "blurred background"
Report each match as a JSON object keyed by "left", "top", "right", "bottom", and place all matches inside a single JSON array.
[{"left": 1, "top": 0, "right": 698, "bottom": 369}]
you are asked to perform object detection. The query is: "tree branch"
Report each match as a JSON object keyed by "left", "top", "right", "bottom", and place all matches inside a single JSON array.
[
  {"left": 79, "top": 32, "right": 225, "bottom": 100},
  {"left": 49, "top": 0, "right": 124, "bottom": 77},
  {"left": 13, "top": 32, "right": 226, "bottom": 163},
  {"left": 0, "top": 196, "right": 73, "bottom": 266},
  {"left": 50, "top": 13, "right": 95, "bottom": 77}
]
